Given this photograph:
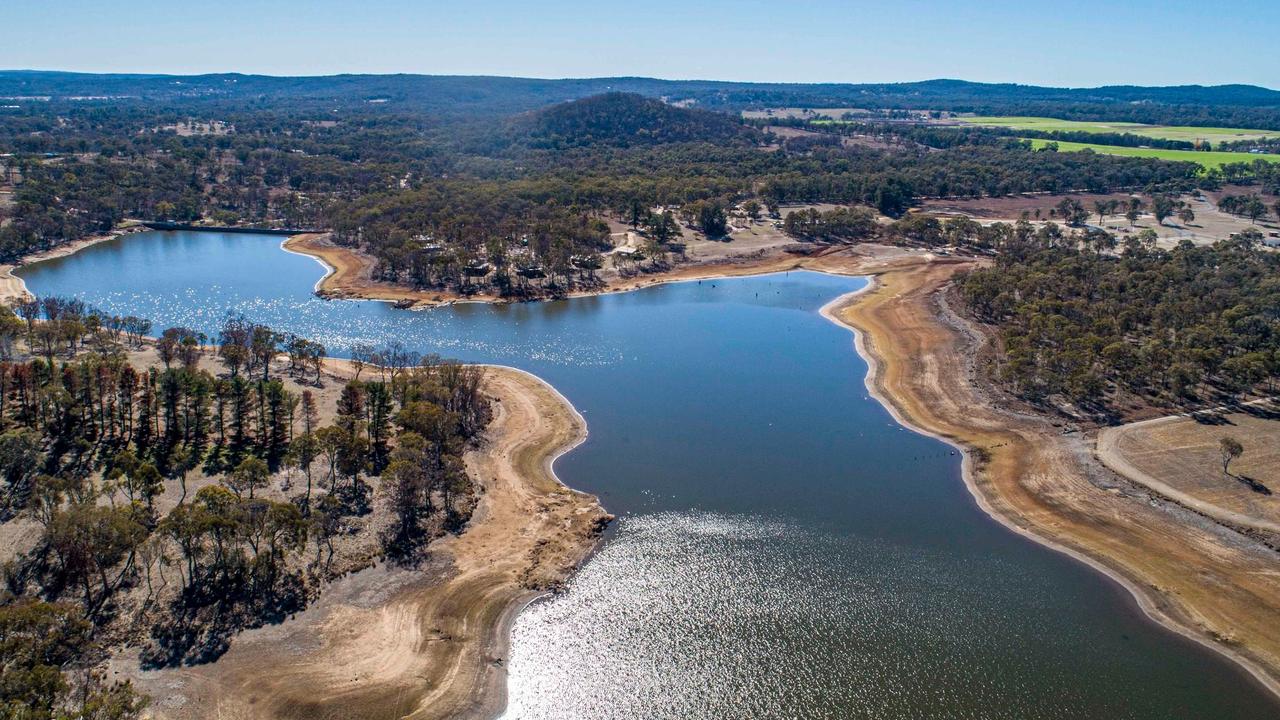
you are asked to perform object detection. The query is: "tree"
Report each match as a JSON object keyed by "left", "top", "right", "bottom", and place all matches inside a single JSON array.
[
  {"left": 46, "top": 504, "right": 148, "bottom": 610},
  {"left": 696, "top": 201, "right": 728, "bottom": 237},
  {"left": 349, "top": 344, "right": 373, "bottom": 380},
  {"left": 156, "top": 327, "right": 200, "bottom": 369},
  {"left": 218, "top": 316, "right": 252, "bottom": 377},
  {"left": 1244, "top": 195, "right": 1267, "bottom": 225},
  {"left": 1093, "top": 200, "right": 1109, "bottom": 224},
  {"left": 1125, "top": 197, "right": 1143, "bottom": 226},
  {"left": 1178, "top": 206, "right": 1195, "bottom": 225},
  {"left": 1151, "top": 195, "right": 1176, "bottom": 226},
  {"left": 645, "top": 210, "right": 679, "bottom": 245},
  {"left": 381, "top": 432, "right": 430, "bottom": 554},
  {"left": 227, "top": 456, "right": 270, "bottom": 499},
  {"left": 0, "top": 600, "right": 145, "bottom": 719},
  {"left": 743, "top": 199, "right": 762, "bottom": 221},
  {"left": 1219, "top": 436, "right": 1244, "bottom": 477},
  {"left": 314, "top": 426, "right": 344, "bottom": 491},
  {"left": 287, "top": 432, "right": 320, "bottom": 510},
  {"left": 0, "top": 428, "right": 44, "bottom": 515},
  {"left": 1055, "top": 197, "right": 1088, "bottom": 227}
]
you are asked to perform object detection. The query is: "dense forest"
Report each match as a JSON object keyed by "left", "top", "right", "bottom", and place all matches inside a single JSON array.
[
  {"left": 5, "top": 72, "right": 1280, "bottom": 121},
  {"left": 0, "top": 298, "right": 490, "bottom": 717},
  {"left": 960, "top": 233, "right": 1280, "bottom": 417}
]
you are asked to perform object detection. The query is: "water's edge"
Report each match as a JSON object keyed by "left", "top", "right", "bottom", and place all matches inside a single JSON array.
[
  {"left": 819, "top": 281, "right": 1280, "bottom": 704},
  {"left": 14, "top": 231, "right": 1279, "bottom": 712}
]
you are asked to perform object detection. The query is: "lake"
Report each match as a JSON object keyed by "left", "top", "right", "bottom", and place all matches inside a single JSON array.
[{"left": 18, "top": 230, "right": 1279, "bottom": 719}]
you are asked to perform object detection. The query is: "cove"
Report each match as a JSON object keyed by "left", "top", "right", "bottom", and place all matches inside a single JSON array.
[{"left": 17, "top": 230, "right": 1280, "bottom": 719}]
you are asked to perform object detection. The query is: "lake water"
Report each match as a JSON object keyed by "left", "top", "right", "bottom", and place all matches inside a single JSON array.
[{"left": 18, "top": 231, "right": 1279, "bottom": 719}]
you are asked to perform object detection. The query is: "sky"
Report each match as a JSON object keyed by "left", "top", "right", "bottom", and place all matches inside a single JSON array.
[{"left": 4, "top": 0, "right": 1279, "bottom": 89}]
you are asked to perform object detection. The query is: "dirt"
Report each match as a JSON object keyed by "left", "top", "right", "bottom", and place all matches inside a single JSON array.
[
  {"left": 1098, "top": 408, "right": 1280, "bottom": 532},
  {"left": 110, "top": 366, "right": 611, "bottom": 720},
  {"left": 829, "top": 257, "right": 1280, "bottom": 702}
]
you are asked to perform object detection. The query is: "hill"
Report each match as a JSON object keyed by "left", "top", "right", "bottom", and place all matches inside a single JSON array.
[{"left": 508, "top": 92, "right": 760, "bottom": 149}]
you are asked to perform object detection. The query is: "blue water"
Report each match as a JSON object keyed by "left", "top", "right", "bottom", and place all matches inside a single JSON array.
[{"left": 19, "top": 231, "right": 1279, "bottom": 719}]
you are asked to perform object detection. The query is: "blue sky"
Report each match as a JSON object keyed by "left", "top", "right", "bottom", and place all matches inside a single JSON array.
[{"left": 4, "top": 0, "right": 1278, "bottom": 88}]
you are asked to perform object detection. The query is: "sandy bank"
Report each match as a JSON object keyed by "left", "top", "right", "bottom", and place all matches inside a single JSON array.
[
  {"left": 282, "top": 232, "right": 928, "bottom": 308},
  {"left": 114, "top": 364, "right": 610, "bottom": 720},
  {"left": 828, "top": 258, "right": 1280, "bottom": 700},
  {"left": 0, "top": 225, "right": 147, "bottom": 304}
]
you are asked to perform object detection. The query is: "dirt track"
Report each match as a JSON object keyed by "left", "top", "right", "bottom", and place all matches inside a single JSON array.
[{"left": 831, "top": 258, "right": 1280, "bottom": 699}]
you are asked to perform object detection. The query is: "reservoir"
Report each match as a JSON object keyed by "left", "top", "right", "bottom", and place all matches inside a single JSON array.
[{"left": 18, "top": 230, "right": 1280, "bottom": 719}]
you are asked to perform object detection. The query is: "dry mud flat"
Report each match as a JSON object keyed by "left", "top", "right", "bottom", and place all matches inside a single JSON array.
[
  {"left": 116, "top": 367, "right": 610, "bottom": 720},
  {"left": 830, "top": 258, "right": 1280, "bottom": 699}
]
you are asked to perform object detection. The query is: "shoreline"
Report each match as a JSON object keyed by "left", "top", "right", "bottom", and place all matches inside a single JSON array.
[
  {"left": 19, "top": 228, "right": 1280, "bottom": 712},
  {"left": 465, "top": 364, "right": 599, "bottom": 720},
  {"left": 281, "top": 232, "right": 907, "bottom": 308},
  {"left": 0, "top": 225, "right": 146, "bottom": 304},
  {"left": 825, "top": 260, "right": 1280, "bottom": 702},
  {"left": 114, "top": 364, "right": 611, "bottom": 720}
]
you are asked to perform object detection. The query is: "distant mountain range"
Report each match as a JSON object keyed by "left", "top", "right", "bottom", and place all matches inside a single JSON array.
[{"left": 3, "top": 71, "right": 1279, "bottom": 123}]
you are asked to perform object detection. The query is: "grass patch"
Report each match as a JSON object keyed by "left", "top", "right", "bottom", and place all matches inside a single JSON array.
[
  {"left": 963, "top": 116, "right": 1280, "bottom": 143},
  {"left": 1025, "top": 138, "right": 1280, "bottom": 169}
]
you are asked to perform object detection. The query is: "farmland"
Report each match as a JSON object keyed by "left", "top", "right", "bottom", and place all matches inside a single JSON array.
[
  {"left": 1026, "top": 138, "right": 1280, "bottom": 169},
  {"left": 960, "top": 115, "right": 1280, "bottom": 143}
]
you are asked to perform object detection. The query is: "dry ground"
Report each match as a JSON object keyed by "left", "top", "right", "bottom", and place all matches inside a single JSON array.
[
  {"left": 922, "top": 191, "right": 1277, "bottom": 248},
  {"left": 831, "top": 257, "right": 1280, "bottom": 699},
  {"left": 1099, "top": 408, "right": 1280, "bottom": 532},
  {"left": 111, "top": 366, "right": 610, "bottom": 720}
]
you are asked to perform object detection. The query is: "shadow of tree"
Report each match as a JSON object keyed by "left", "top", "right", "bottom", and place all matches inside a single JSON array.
[
  {"left": 140, "top": 569, "right": 309, "bottom": 668},
  {"left": 1234, "top": 474, "right": 1272, "bottom": 495}
]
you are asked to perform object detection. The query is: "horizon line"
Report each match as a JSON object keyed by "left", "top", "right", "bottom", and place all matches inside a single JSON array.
[{"left": 1, "top": 68, "right": 1277, "bottom": 94}]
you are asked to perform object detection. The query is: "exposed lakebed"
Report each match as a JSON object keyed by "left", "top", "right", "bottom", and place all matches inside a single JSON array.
[{"left": 18, "top": 230, "right": 1279, "bottom": 719}]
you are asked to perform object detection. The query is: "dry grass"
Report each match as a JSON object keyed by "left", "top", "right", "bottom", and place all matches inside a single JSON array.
[{"left": 1106, "top": 409, "right": 1280, "bottom": 527}]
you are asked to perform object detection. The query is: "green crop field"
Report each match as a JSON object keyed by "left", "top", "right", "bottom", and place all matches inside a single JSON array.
[
  {"left": 963, "top": 116, "right": 1280, "bottom": 143},
  {"left": 1025, "top": 138, "right": 1280, "bottom": 169}
]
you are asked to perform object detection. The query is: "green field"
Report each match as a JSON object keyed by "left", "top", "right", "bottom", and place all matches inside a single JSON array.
[
  {"left": 963, "top": 116, "right": 1280, "bottom": 143},
  {"left": 1025, "top": 138, "right": 1280, "bottom": 169}
]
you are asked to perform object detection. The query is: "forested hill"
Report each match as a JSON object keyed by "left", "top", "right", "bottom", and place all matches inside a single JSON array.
[
  {"left": 4, "top": 71, "right": 1280, "bottom": 125},
  {"left": 503, "top": 93, "right": 760, "bottom": 150}
]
